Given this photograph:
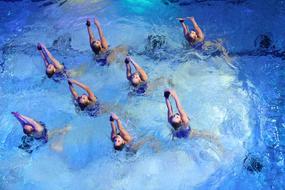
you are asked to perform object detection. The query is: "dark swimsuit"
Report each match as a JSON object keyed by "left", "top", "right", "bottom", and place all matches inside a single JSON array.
[
  {"left": 191, "top": 40, "right": 223, "bottom": 57},
  {"left": 42, "top": 48, "right": 67, "bottom": 82},
  {"left": 95, "top": 50, "right": 112, "bottom": 66},
  {"left": 52, "top": 69, "right": 67, "bottom": 82},
  {"left": 18, "top": 122, "right": 48, "bottom": 153},
  {"left": 191, "top": 41, "right": 204, "bottom": 50},
  {"left": 174, "top": 125, "right": 192, "bottom": 139},
  {"left": 34, "top": 125, "right": 48, "bottom": 142},
  {"left": 135, "top": 82, "right": 148, "bottom": 95},
  {"left": 129, "top": 82, "right": 148, "bottom": 96},
  {"left": 52, "top": 62, "right": 68, "bottom": 82},
  {"left": 76, "top": 99, "right": 102, "bottom": 117}
]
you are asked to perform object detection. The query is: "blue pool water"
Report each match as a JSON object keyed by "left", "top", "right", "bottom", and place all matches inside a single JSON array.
[{"left": 0, "top": 0, "right": 285, "bottom": 189}]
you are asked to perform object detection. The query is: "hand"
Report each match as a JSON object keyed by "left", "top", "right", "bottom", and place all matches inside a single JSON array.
[
  {"left": 187, "top": 16, "right": 195, "bottom": 21},
  {"left": 94, "top": 18, "right": 100, "bottom": 26},
  {"left": 37, "top": 43, "right": 42, "bottom": 50},
  {"left": 11, "top": 112, "right": 19, "bottom": 116},
  {"left": 67, "top": 79, "right": 73, "bottom": 85},
  {"left": 110, "top": 112, "right": 119, "bottom": 121},
  {"left": 125, "top": 56, "right": 131, "bottom": 64},
  {"left": 176, "top": 18, "right": 185, "bottom": 23},
  {"left": 86, "top": 19, "right": 91, "bottom": 27},
  {"left": 164, "top": 89, "right": 171, "bottom": 99}
]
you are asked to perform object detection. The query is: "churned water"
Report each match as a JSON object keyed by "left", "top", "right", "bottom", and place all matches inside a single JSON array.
[{"left": 0, "top": 0, "right": 284, "bottom": 189}]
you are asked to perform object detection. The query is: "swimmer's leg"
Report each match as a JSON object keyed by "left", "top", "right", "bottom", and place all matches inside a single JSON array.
[
  {"left": 48, "top": 125, "right": 71, "bottom": 152},
  {"left": 190, "top": 129, "right": 224, "bottom": 153},
  {"left": 106, "top": 51, "right": 117, "bottom": 64},
  {"left": 99, "top": 103, "right": 123, "bottom": 116},
  {"left": 146, "top": 136, "right": 161, "bottom": 153},
  {"left": 190, "top": 129, "right": 218, "bottom": 142},
  {"left": 114, "top": 45, "right": 129, "bottom": 54},
  {"left": 131, "top": 136, "right": 161, "bottom": 153},
  {"left": 106, "top": 45, "right": 128, "bottom": 64},
  {"left": 201, "top": 41, "right": 214, "bottom": 50},
  {"left": 148, "top": 77, "right": 175, "bottom": 92},
  {"left": 50, "top": 138, "right": 64, "bottom": 152},
  {"left": 214, "top": 40, "right": 236, "bottom": 69},
  {"left": 67, "top": 64, "right": 88, "bottom": 78},
  {"left": 48, "top": 125, "right": 71, "bottom": 140}
]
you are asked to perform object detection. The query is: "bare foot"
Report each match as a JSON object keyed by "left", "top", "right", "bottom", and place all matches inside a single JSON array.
[{"left": 51, "top": 141, "right": 64, "bottom": 152}]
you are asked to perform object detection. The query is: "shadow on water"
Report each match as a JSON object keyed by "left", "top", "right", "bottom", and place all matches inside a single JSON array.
[
  {"left": 230, "top": 33, "right": 285, "bottom": 60},
  {"left": 162, "top": 0, "right": 247, "bottom": 6},
  {"left": 1, "top": 0, "right": 68, "bottom": 7}
]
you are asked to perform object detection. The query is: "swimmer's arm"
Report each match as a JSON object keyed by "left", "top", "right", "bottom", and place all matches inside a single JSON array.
[
  {"left": 39, "top": 50, "right": 49, "bottom": 67},
  {"left": 129, "top": 58, "right": 148, "bottom": 81},
  {"left": 165, "top": 97, "right": 174, "bottom": 121},
  {"left": 125, "top": 62, "right": 132, "bottom": 80},
  {"left": 42, "top": 45, "right": 64, "bottom": 70},
  {"left": 68, "top": 80, "right": 79, "bottom": 99},
  {"left": 132, "top": 136, "right": 158, "bottom": 152},
  {"left": 94, "top": 18, "right": 108, "bottom": 49},
  {"left": 12, "top": 112, "right": 29, "bottom": 126},
  {"left": 177, "top": 18, "right": 189, "bottom": 37},
  {"left": 86, "top": 19, "right": 96, "bottom": 43},
  {"left": 18, "top": 114, "right": 43, "bottom": 131},
  {"left": 171, "top": 91, "right": 190, "bottom": 124},
  {"left": 117, "top": 119, "right": 132, "bottom": 143},
  {"left": 131, "top": 139, "right": 146, "bottom": 152},
  {"left": 69, "top": 79, "right": 96, "bottom": 102},
  {"left": 188, "top": 17, "right": 204, "bottom": 41},
  {"left": 110, "top": 121, "right": 117, "bottom": 141}
]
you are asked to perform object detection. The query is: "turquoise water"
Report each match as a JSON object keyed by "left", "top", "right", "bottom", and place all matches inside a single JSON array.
[{"left": 0, "top": 0, "right": 284, "bottom": 189}]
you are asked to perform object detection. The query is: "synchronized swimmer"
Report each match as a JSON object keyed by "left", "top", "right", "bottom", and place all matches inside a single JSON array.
[
  {"left": 37, "top": 43, "right": 86, "bottom": 81},
  {"left": 177, "top": 16, "right": 234, "bottom": 68},
  {"left": 37, "top": 43, "right": 66, "bottom": 80},
  {"left": 86, "top": 18, "right": 128, "bottom": 65},
  {"left": 11, "top": 112, "right": 70, "bottom": 153},
  {"left": 11, "top": 16, "right": 224, "bottom": 153}
]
